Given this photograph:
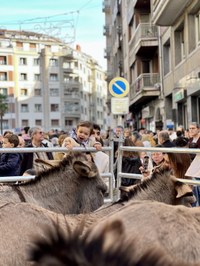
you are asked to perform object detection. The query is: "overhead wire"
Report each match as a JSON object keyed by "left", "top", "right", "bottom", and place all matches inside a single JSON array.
[{"left": 0, "top": 0, "right": 101, "bottom": 44}]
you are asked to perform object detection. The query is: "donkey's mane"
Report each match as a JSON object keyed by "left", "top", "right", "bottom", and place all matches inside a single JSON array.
[
  {"left": 29, "top": 219, "right": 178, "bottom": 266},
  {"left": 119, "top": 166, "right": 173, "bottom": 203},
  {"left": 15, "top": 151, "right": 88, "bottom": 187}
]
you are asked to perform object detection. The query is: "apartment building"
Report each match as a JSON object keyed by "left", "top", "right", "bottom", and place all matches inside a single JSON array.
[
  {"left": 152, "top": 0, "right": 200, "bottom": 129},
  {"left": 104, "top": 0, "right": 200, "bottom": 131},
  {"left": 0, "top": 30, "right": 107, "bottom": 132},
  {"left": 103, "top": 0, "right": 163, "bottom": 131}
]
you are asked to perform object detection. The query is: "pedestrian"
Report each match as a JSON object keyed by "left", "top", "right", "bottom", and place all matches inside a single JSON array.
[
  {"left": 67, "top": 121, "right": 102, "bottom": 150},
  {"left": 113, "top": 125, "right": 124, "bottom": 162},
  {"left": 188, "top": 122, "right": 200, "bottom": 160},
  {"left": 163, "top": 152, "right": 191, "bottom": 180},
  {"left": 158, "top": 130, "right": 175, "bottom": 147},
  {"left": 0, "top": 133, "right": 23, "bottom": 176},
  {"left": 20, "top": 127, "right": 54, "bottom": 175},
  {"left": 131, "top": 131, "right": 144, "bottom": 147},
  {"left": 114, "top": 138, "right": 142, "bottom": 187},
  {"left": 187, "top": 122, "right": 200, "bottom": 205}
]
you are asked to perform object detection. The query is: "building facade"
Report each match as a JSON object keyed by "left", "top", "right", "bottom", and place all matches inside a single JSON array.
[
  {"left": 0, "top": 30, "right": 107, "bottom": 132},
  {"left": 103, "top": 0, "right": 200, "bottom": 131},
  {"left": 152, "top": 0, "right": 200, "bottom": 129},
  {"left": 103, "top": 0, "right": 163, "bottom": 131}
]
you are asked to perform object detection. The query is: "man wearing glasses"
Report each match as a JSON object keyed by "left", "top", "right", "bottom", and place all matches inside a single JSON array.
[
  {"left": 20, "top": 126, "right": 53, "bottom": 175},
  {"left": 188, "top": 122, "right": 200, "bottom": 149},
  {"left": 188, "top": 122, "right": 200, "bottom": 206}
]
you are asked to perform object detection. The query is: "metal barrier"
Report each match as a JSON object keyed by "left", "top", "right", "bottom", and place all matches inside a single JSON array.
[
  {"left": 116, "top": 141, "right": 200, "bottom": 200},
  {"left": 0, "top": 144, "right": 115, "bottom": 203},
  {"left": 1, "top": 141, "right": 200, "bottom": 203}
]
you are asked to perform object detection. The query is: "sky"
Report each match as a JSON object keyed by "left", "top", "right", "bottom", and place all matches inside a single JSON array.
[{"left": 0, "top": 0, "right": 106, "bottom": 69}]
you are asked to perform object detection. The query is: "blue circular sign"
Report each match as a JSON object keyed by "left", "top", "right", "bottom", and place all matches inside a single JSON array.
[{"left": 109, "top": 77, "right": 129, "bottom": 98}]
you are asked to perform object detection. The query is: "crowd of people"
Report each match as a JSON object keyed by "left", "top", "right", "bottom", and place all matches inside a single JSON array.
[{"left": 0, "top": 121, "right": 200, "bottom": 205}]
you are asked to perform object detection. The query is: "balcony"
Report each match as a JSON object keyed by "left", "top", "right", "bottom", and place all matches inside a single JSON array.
[
  {"left": 152, "top": 0, "right": 192, "bottom": 26},
  {"left": 63, "top": 65, "right": 79, "bottom": 75},
  {"left": 129, "top": 23, "right": 158, "bottom": 59},
  {"left": 102, "top": 0, "right": 111, "bottom": 13},
  {"left": 103, "top": 25, "right": 111, "bottom": 36},
  {"left": 63, "top": 91, "right": 80, "bottom": 100},
  {"left": 64, "top": 104, "right": 81, "bottom": 117},
  {"left": 104, "top": 47, "right": 111, "bottom": 59},
  {"left": 129, "top": 73, "right": 160, "bottom": 107}
]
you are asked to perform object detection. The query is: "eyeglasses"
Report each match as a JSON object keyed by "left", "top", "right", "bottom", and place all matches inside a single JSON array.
[
  {"left": 189, "top": 127, "right": 197, "bottom": 130},
  {"left": 37, "top": 131, "right": 43, "bottom": 134}
]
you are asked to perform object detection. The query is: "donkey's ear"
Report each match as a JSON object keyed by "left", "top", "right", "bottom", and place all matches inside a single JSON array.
[
  {"left": 175, "top": 183, "right": 193, "bottom": 198},
  {"left": 87, "top": 219, "right": 124, "bottom": 251},
  {"left": 73, "top": 161, "right": 97, "bottom": 178}
]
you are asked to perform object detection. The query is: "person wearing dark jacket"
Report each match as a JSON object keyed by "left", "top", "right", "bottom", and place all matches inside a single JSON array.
[
  {"left": 114, "top": 138, "right": 142, "bottom": 187},
  {"left": 158, "top": 130, "right": 175, "bottom": 147},
  {"left": 0, "top": 133, "right": 22, "bottom": 176},
  {"left": 20, "top": 127, "right": 53, "bottom": 175}
]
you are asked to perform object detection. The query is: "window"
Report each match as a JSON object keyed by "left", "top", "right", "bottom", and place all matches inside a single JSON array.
[
  {"left": 0, "top": 88, "right": 8, "bottom": 95},
  {"left": 49, "top": 58, "right": 58, "bottom": 66},
  {"left": 2, "top": 120, "right": 8, "bottom": 130},
  {"left": 0, "top": 56, "right": 6, "bottom": 65},
  {"left": 21, "top": 104, "right": 29, "bottom": 112},
  {"left": 50, "top": 88, "right": 59, "bottom": 96},
  {"left": 174, "top": 23, "right": 185, "bottom": 65},
  {"left": 35, "top": 104, "right": 42, "bottom": 112},
  {"left": 33, "top": 58, "right": 40, "bottom": 65},
  {"left": 20, "top": 88, "right": 28, "bottom": 96},
  {"left": 163, "top": 39, "right": 171, "bottom": 76},
  {"left": 50, "top": 73, "right": 58, "bottom": 81},
  {"left": 16, "top": 42, "right": 23, "bottom": 48},
  {"left": 19, "top": 57, "right": 27, "bottom": 65},
  {"left": 20, "top": 73, "right": 27, "bottom": 81},
  {"left": 51, "top": 119, "right": 59, "bottom": 127},
  {"left": 196, "top": 12, "right": 200, "bottom": 44},
  {"left": 34, "top": 74, "right": 40, "bottom": 81},
  {"left": 64, "top": 102, "right": 80, "bottom": 112},
  {"left": 34, "top": 88, "right": 41, "bottom": 96},
  {"left": 65, "top": 120, "right": 73, "bottom": 126},
  {"left": 51, "top": 104, "right": 59, "bottom": 112},
  {"left": 35, "top": 119, "right": 42, "bottom": 126},
  {"left": 22, "top": 119, "right": 29, "bottom": 127},
  {"left": 0, "top": 72, "right": 7, "bottom": 81},
  {"left": 30, "top": 43, "right": 36, "bottom": 50}
]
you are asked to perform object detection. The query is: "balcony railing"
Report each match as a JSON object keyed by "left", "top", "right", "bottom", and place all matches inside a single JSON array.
[
  {"left": 130, "top": 73, "right": 160, "bottom": 99},
  {"left": 129, "top": 23, "right": 158, "bottom": 51},
  {"left": 103, "top": 25, "right": 111, "bottom": 36},
  {"left": 104, "top": 47, "right": 111, "bottom": 59}
]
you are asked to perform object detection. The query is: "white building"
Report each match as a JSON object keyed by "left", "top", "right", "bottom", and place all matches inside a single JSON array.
[{"left": 0, "top": 30, "right": 107, "bottom": 132}]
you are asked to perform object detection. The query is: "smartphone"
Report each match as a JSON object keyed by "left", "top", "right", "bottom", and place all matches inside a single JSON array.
[{"left": 143, "top": 156, "right": 149, "bottom": 171}]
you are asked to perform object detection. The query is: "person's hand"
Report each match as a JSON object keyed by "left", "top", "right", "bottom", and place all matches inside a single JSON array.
[
  {"left": 94, "top": 143, "right": 102, "bottom": 151},
  {"left": 64, "top": 141, "right": 74, "bottom": 150}
]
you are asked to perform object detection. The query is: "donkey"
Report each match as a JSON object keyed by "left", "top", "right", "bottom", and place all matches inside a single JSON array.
[
  {"left": 29, "top": 218, "right": 196, "bottom": 266},
  {"left": 0, "top": 151, "right": 107, "bottom": 214},
  {"left": 118, "top": 164, "right": 195, "bottom": 207},
  {"left": 0, "top": 165, "right": 196, "bottom": 265},
  {"left": 89, "top": 200, "right": 200, "bottom": 264}
]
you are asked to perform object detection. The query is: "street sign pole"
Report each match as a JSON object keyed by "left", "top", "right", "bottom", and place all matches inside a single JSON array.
[{"left": 109, "top": 77, "right": 130, "bottom": 127}]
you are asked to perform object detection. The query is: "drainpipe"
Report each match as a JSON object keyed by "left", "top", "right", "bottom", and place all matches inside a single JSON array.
[{"left": 158, "top": 26, "right": 165, "bottom": 128}]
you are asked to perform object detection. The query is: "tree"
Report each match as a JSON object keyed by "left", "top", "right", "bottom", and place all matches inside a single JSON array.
[{"left": 0, "top": 94, "right": 8, "bottom": 134}]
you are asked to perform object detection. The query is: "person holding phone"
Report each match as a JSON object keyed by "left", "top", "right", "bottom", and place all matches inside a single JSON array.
[{"left": 139, "top": 146, "right": 164, "bottom": 179}]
